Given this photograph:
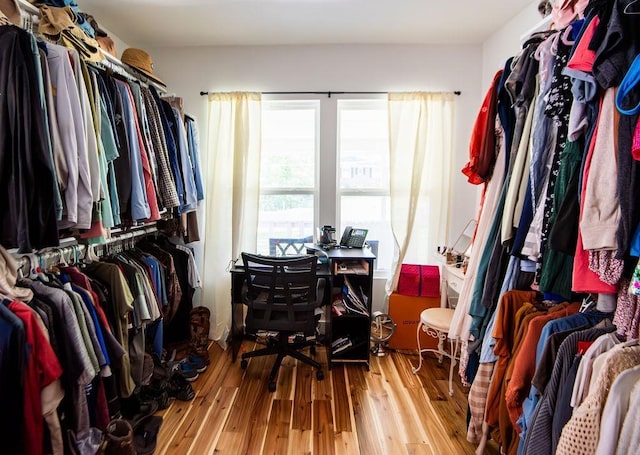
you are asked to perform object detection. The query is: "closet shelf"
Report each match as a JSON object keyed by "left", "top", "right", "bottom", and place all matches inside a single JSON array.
[{"left": 520, "top": 14, "right": 553, "bottom": 43}]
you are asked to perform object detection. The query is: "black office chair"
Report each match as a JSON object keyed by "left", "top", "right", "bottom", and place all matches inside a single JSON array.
[{"left": 240, "top": 252, "right": 325, "bottom": 391}]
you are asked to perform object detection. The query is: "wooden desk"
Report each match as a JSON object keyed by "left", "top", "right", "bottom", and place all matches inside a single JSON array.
[
  {"left": 442, "top": 263, "right": 465, "bottom": 309},
  {"left": 433, "top": 252, "right": 467, "bottom": 309},
  {"left": 228, "top": 247, "right": 376, "bottom": 363}
]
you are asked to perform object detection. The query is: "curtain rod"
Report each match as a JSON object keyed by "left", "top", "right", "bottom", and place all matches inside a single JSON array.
[{"left": 199, "top": 90, "right": 462, "bottom": 97}]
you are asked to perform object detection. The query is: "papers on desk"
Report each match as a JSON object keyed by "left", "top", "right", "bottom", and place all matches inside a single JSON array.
[
  {"left": 305, "top": 243, "right": 330, "bottom": 263},
  {"left": 331, "top": 276, "right": 368, "bottom": 317},
  {"left": 335, "top": 260, "right": 368, "bottom": 275}
]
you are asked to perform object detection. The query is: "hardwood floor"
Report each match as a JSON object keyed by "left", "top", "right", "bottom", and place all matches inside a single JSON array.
[{"left": 155, "top": 342, "right": 499, "bottom": 454}]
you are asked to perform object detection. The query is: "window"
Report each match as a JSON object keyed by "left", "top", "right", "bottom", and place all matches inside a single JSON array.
[
  {"left": 258, "top": 96, "right": 393, "bottom": 272},
  {"left": 257, "top": 100, "right": 318, "bottom": 255},
  {"left": 337, "top": 100, "right": 392, "bottom": 271}
]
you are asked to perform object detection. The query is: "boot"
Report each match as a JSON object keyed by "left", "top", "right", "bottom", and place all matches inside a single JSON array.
[
  {"left": 189, "top": 306, "right": 210, "bottom": 364},
  {"left": 97, "top": 419, "right": 135, "bottom": 455}
]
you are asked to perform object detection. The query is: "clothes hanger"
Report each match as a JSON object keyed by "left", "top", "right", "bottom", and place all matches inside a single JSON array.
[
  {"left": 624, "top": 0, "right": 640, "bottom": 14},
  {"left": 70, "top": 244, "right": 79, "bottom": 266},
  {"left": 42, "top": 250, "right": 65, "bottom": 287},
  {"left": 30, "top": 252, "right": 50, "bottom": 283},
  {"left": 16, "top": 255, "right": 30, "bottom": 280},
  {"left": 83, "top": 243, "right": 101, "bottom": 264},
  {"left": 579, "top": 293, "right": 596, "bottom": 313}
]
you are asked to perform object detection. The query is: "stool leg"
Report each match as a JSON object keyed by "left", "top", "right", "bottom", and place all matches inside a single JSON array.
[
  {"left": 447, "top": 336, "right": 459, "bottom": 396},
  {"left": 436, "top": 330, "right": 445, "bottom": 363},
  {"left": 412, "top": 321, "right": 424, "bottom": 374}
]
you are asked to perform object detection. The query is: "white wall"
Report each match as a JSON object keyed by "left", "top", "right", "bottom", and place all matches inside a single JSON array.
[
  {"left": 100, "top": 26, "right": 131, "bottom": 60},
  {"left": 142, "top": 43, "right": 484, "bottom": 311},
  {"left": 482, "top": 1, "right": 546, "bottom": 88},
  {"left": 130, "top": 3, "right": 546, "bottom": 313},
  {"left": 149, "top": 43, "right": 483, "bottom": 241}
]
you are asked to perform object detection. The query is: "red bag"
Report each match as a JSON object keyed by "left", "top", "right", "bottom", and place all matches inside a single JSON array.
[{"left": 397, "top": 264, "right": 440, "bottom": 298}]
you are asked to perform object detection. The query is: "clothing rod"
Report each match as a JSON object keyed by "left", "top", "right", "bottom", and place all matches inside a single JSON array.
[
  {"left": 199, "top": 90, "right": 462, "bottom": 97},
  {"left": 101, "top": 53, "right": 168, "bottom": 94},
  {"left": 104, "top": 225, "right": 158, "bottom": 245}
]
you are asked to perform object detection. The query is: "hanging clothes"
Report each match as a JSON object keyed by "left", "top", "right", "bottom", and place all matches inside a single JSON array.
[{"left": 0, "top": 25, "right": 59, "bottom": 252}]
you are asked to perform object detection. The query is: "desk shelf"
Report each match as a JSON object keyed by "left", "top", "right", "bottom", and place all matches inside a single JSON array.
[{"left": 325, "top": 249, "right": 375, "bottom": 370}]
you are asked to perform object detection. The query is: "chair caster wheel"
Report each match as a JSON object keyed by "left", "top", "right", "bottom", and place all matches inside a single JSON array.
[
  {"left": 316, "top": 370, "right": 324, "bottom": 381},
  {"left": 240, "top": 359, "right": 248, "bottom": 369},
  {"left": 268, "top": 382, "right": 276, "bottom": 392},
  {"left": 310, "top": 345, "right": 316, "bottom": 356}
]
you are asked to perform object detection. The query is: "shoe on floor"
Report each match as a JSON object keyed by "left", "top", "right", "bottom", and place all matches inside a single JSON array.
[
  {"left": 132, "top": 415, "right": 163, "bottom": 455},
  {"left": 172, "top": 360, "right": 199, "bottom": 381},
  {"left": 167, "top": 373, "right": 195, "bottom": 401},
  {"left": 184, "top": 355, "right": 208, "bottom": 373}
]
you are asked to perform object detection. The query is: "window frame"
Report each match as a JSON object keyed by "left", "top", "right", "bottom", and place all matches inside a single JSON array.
[{"left": 259, "top": 94, "right": 391, "bottom": 273}]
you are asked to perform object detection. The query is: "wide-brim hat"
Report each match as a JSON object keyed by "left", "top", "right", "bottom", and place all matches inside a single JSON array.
[
  {"left": 121, "top": 47, "right": 165, "bottom": 87},
  {"left": 39, "top": 5, "right": 103, "bottom": 62}
]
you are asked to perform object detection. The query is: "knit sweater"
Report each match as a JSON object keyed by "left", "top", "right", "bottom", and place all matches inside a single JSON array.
[{"left": 556, "top": 345, "right": 640, "bottom": 455}]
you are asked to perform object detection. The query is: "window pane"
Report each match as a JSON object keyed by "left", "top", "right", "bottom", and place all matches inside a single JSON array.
[
  {"left": 257, "top": 194, "right": 315, "bottom": 255},
  {"left": 338, "top": 101, "right": 389, "bottom": 190},
  {"left": 261, "top": 103, "right": 317, "bottom": 189},
  {"left": 341, "top": 195, "right": 393, "bottom": 271},
  {"left": 258, "top": 101, "right": 318, "bottom": 255},
  {"left": 338, "top": 100, "right": 393, "bottom": 271}
]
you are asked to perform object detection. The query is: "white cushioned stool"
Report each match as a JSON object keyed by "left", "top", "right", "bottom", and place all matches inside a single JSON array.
[{"left": 412, "top": 307, "right": 459, "bottom": 396}]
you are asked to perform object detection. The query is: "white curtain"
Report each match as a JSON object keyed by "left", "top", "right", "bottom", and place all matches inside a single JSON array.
[
  {"left": 386, "top": 92, "right": 455, "bottom": 298},
  {"left": 201, "top": 92, "right": 262, "bottom": 348}
]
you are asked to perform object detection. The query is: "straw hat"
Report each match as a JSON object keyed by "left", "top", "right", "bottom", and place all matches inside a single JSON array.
[{"left": 121, "top": 48, "right": 165, "bottom": 86}]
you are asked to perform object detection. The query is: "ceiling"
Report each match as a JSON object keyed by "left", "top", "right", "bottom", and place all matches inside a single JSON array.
[{"left": 77, "top": 0, "right": 535, "bottom": 48}]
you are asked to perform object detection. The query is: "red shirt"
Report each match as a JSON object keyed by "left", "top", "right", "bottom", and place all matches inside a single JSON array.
[
  {"left": 9, "top": 301, "right": 63, "bottom": 455},
  {"left": 462, "top": 69, "right": 503, "bottom": 185}
]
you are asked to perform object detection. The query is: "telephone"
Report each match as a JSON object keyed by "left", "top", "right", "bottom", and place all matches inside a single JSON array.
[{"left": 339, "top": 226, "right": 368, "bottom": 248}]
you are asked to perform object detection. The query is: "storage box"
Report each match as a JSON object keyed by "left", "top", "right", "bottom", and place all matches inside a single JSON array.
[
  {"left": 397, "top": 264, "right": 440, "bottom": 297},
  {"left": 388, "top": 292, "right": 440, "bottom": 351}
]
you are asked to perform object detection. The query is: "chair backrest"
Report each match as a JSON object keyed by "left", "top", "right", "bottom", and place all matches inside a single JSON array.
[
  {"left": 269, "top": 236, "right": 314, "bottom": 256},
  {"left": 241, "top": 252, "right": 318, "bottom": 334}
]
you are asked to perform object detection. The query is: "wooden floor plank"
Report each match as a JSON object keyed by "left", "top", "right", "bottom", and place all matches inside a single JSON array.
[
  {"left": 345, "top": 363, "right": 368, "bottom": 391},
  {"left": 366, "top": 363, "right": 407, "bottom": 454},
  {"left": 292, "top": 362, "right": 313, "bottom": 430},
  {"left": 380, "top": 352, "right": 430, "bottom": 446},
  {"left": 392, "top": 352, "right": 423, "bottom": 389},
  {"left": 263, "top": 399, "right": 293, "bottom": 455},
  {"left": 349, "top": 384, "right": 384, "bottom": 455},
  {"left": 153, "top": 342, "right": 498, "bottom": 455},
  {"left": 156, "top": 399, "right": 192, "bottom": 455},
  {"left": 406, "top": 442, "right": 435, "bottom": 455},
  {"left": 187, "top": 387, "right": 237, "bottom": 455},
  {"left": 432, "top": 400, "right": 478, "bottom": 454},
  {"left": 287, "top": 429, "right": 312, "bottom": 455},
  {"left": 406, "top": 386, "right": 462, "bottom": 455},
  {"left": 312, "top": 399, "right": 335, "bottom": 455},
  {"left": 215, "top": 354, "right": 270, "bottom": 453},
  {"left": 313, "top": 349, "right": 332, "bottom": 401},
  {"left": 331, "top": 366, "right": 352, "bottom": 433},
  {"left": 274, "top": 357, "right": 296, "bottom": 400},
  {"left": 334, "top": 431, "right": 360, "bottom": 455}
]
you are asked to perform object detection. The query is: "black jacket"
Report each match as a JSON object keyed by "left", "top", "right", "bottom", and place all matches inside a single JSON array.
[{"left": 0, "top": 25, "right": 59, "bottom": 252}]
